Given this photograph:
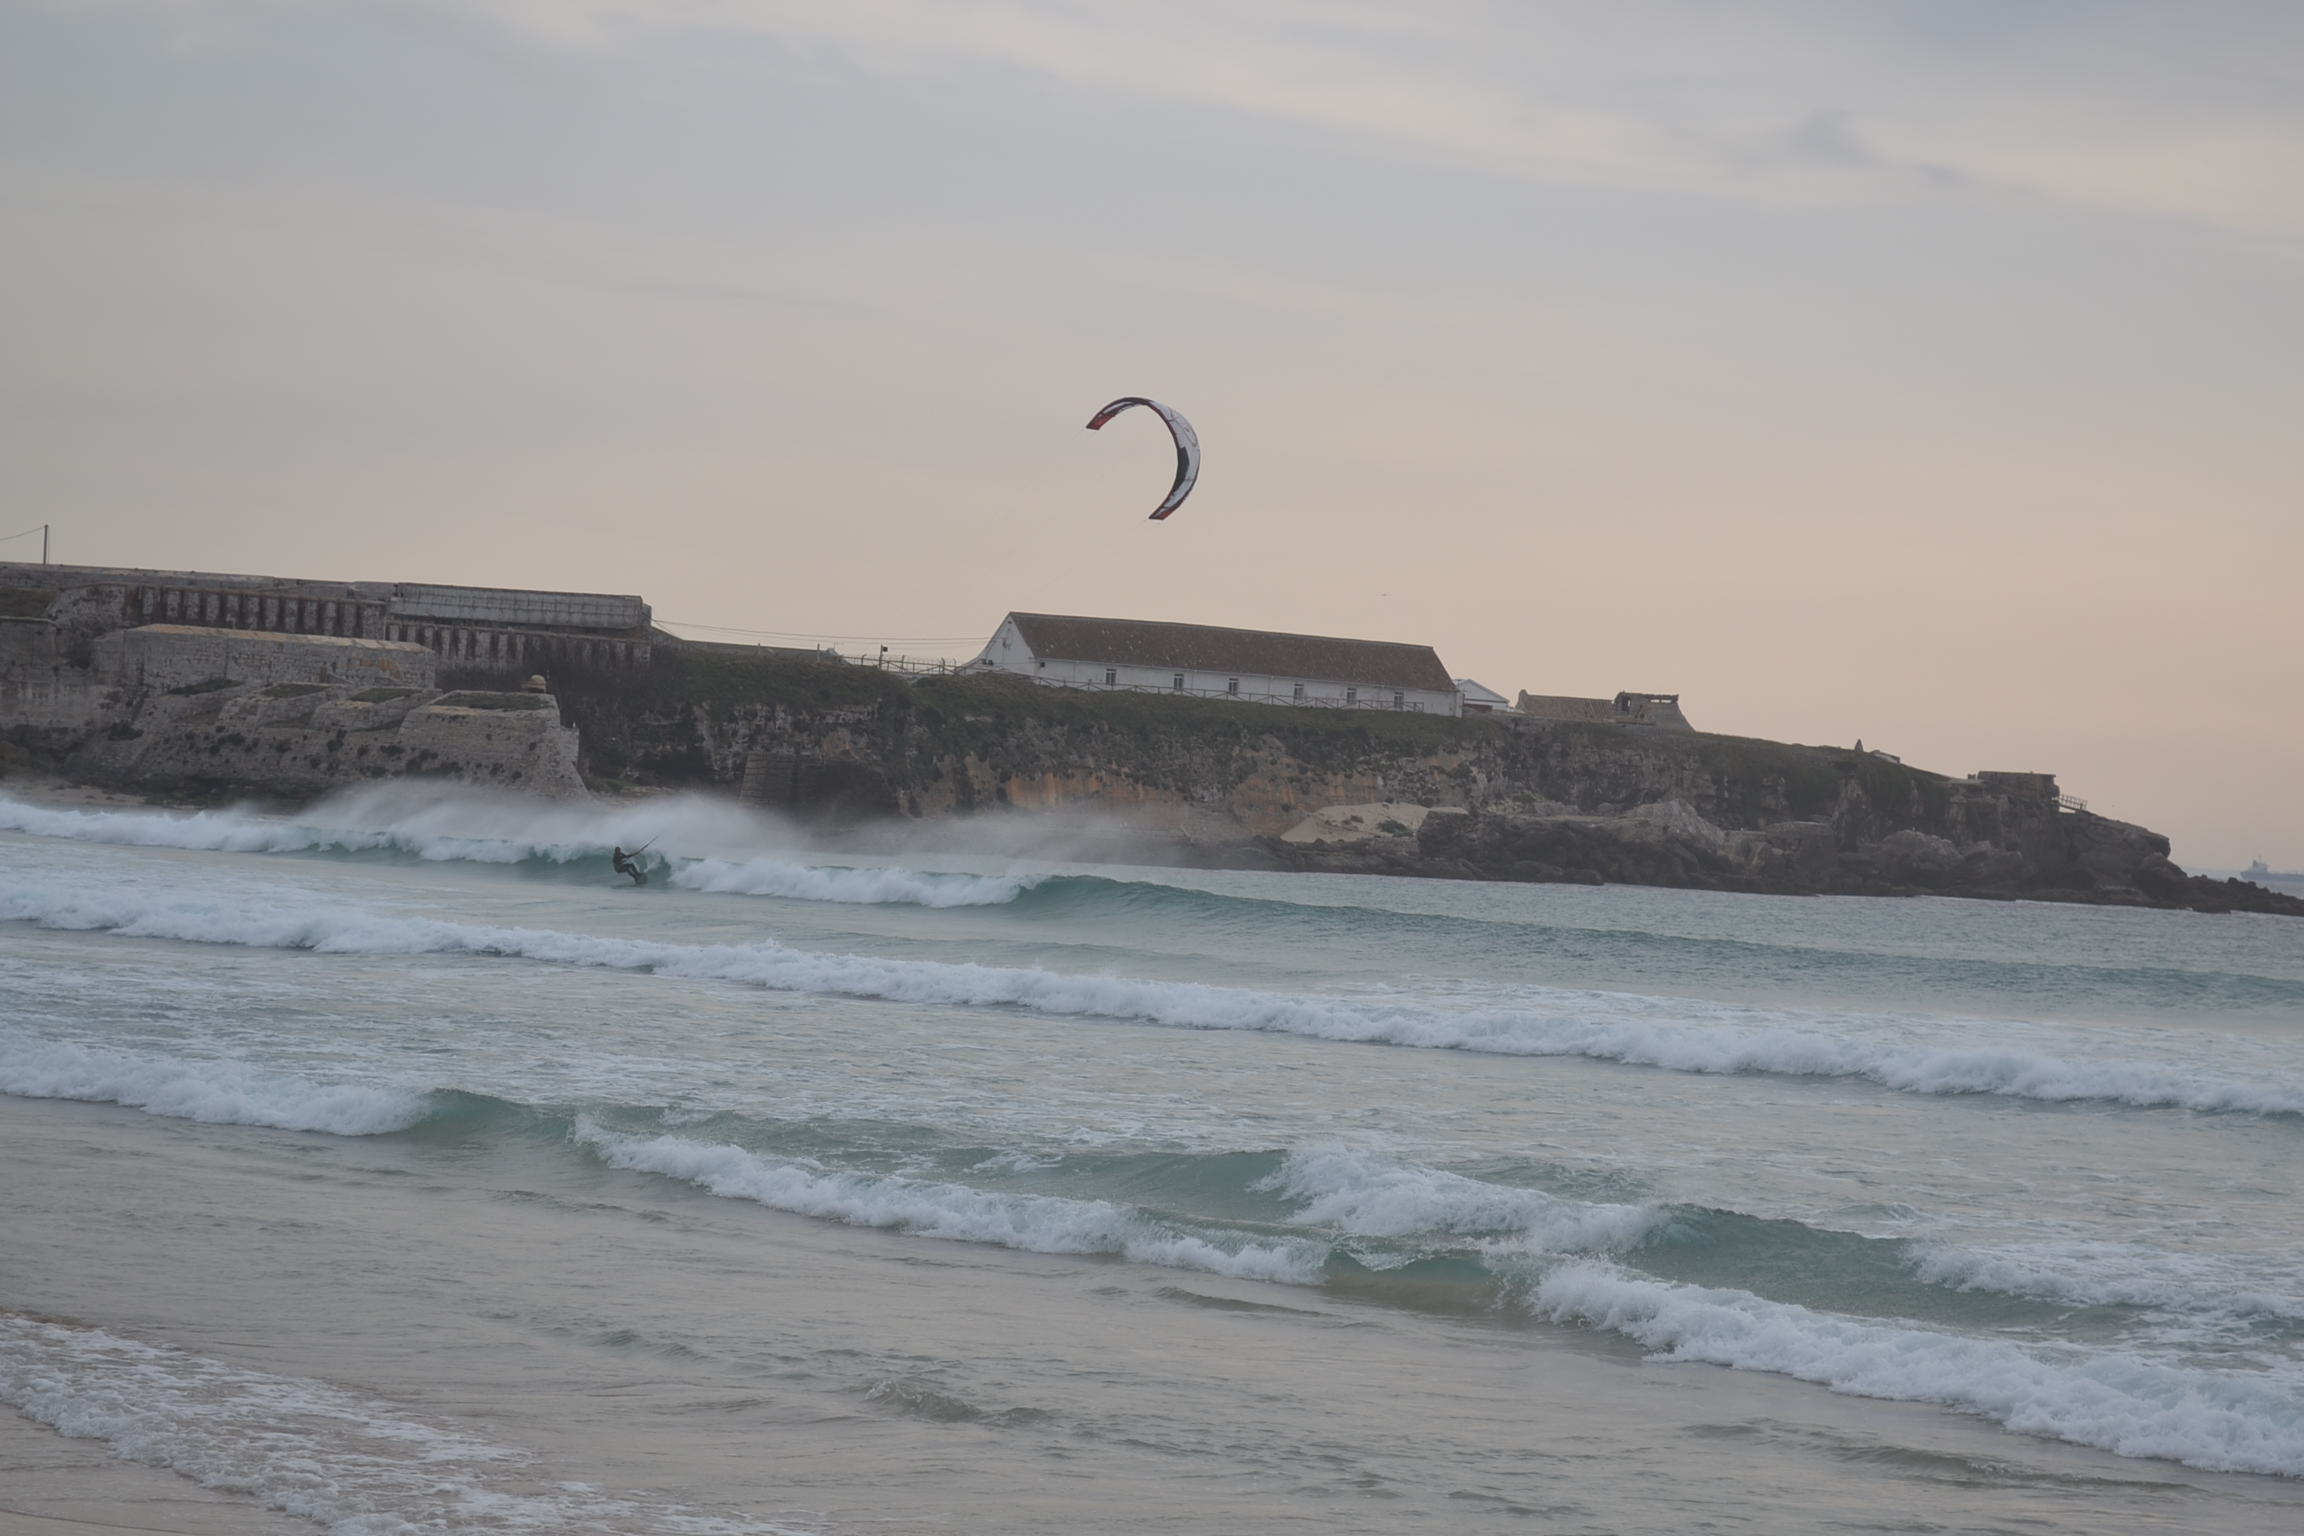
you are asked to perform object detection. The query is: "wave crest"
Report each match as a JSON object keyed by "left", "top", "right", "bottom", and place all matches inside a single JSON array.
[
  {"left": 9, "top": 881, "right": 2302, "bottom": 1118},
  {"left": 0, "top": 1036, "right": 430, "bottom": 1135},
  {"left": 1530, "top": 1261, "right": 2304, "bottom": 1478}
]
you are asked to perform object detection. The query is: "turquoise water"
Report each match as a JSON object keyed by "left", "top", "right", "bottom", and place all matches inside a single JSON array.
[{"left": 3, "top": 786, "right": 2301, "bottom": 1534}]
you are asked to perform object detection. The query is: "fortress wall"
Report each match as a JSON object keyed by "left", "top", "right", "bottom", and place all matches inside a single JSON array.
[
  {"left": 388, "top": 584, "right": 645, "bottom": 631},
  {"left": 374, "top": 624, "right": 650, "bottom": 670},
  {"left": 0, "top": 563, "right": 652, "bottom": 671},
  {"left": 0, "top": 620, "right": 109, "bottom": 730},
  {"left": 97, "top": 625, "right": 436, "bottom": 692}
]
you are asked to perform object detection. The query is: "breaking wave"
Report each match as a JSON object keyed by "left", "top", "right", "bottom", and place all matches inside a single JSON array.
[
  {"left": 1528, "top": 1263, "right": 2304, "bottom": 1478},
  {"left": 0, "top": 1035, "right": 431, "bottom": 1135},
  {"left": 6, "top": 880, "right": 2301, "bottom": 1118},
  {"left": 573, "top": 1122, "right": 1328, "bottom": 1284},
  {"left": 10, "top": 794, "right": 2302, "bottom": 1020},
  {"left": 0, "top": 794, "right": 1036, "bottom": 908},
  {"left": 667, "top": 856, "right": 1034, "bottom": 907},
  {"left": 8, "top": 1031, "right": 2301, "bottom": 1480}
]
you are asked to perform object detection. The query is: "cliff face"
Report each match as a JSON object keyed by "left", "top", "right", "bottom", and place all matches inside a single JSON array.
[
  {"left": 517, "top": 649, "right": 2294, "bottom": 915},
  {"left": 8, "top": 675, "right": 583, "bottom": 802},
  {"left": 9, "top": 635, "right": 2293, "bottom": 915}
]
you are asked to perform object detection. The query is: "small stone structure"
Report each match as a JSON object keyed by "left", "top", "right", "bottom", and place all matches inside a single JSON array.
[
  {"left": 94, "top": 624, "right": 435, "bottom": 692},
  {"left": 1514, "top": 690, "right": 1694, "bottom": 731}
]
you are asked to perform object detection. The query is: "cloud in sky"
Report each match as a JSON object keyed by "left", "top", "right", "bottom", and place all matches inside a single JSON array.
[{"left": 379, "top": 0, "right": 2304, "bottom": 238}]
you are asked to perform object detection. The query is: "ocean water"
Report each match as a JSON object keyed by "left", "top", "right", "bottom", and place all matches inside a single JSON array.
[{"left": 3, "top": 786, "right": 2302, "bottom": 1535}]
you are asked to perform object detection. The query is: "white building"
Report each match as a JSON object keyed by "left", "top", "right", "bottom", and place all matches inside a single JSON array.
[
  {"left": 1454, "top": 678, "right": 1510, "bottom": 714},
  {"left": 971, "top": 613, "right": 1462, "bottom": 716}
]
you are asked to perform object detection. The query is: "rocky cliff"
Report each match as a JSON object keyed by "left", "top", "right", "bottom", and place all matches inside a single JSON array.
[
  {"left": 510, "top": 646, "right": 2294, "bottom": 915},
  {"left": 7, "top": 632, "right": 2294, "bottom": 915}
]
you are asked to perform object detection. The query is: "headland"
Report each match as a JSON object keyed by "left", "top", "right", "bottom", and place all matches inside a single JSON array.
[{"left": 3, "top": 559, "right": 2296, "bottom": 916}]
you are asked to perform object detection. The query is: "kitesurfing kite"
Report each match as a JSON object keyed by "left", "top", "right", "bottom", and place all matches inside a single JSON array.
[{"left": 1085, "top": 396, "right": 1199, "bottom": 520}]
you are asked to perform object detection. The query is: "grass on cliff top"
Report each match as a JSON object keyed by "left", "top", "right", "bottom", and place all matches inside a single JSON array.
[{"left": 660, "top": 650, "right": 913, "bottom": 712}]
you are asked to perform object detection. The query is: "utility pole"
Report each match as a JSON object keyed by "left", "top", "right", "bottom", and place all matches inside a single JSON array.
[{"left": 0, "top": 523, "right": 48, "bottom": 563}]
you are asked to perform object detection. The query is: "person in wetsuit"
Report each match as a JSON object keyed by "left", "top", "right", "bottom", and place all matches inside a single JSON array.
[{"left": 610, "top": 846, "right": 647, "bottom": 887}]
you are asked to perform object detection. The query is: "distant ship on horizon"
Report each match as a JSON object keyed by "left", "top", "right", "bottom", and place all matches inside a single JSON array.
[{"left": 2242, "top": 859, "right": 2304, "bottom": 885}]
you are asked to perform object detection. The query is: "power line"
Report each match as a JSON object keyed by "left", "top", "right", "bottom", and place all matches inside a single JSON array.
[{"left": 0, "top": 525, "right": 47, "bottom": 543}]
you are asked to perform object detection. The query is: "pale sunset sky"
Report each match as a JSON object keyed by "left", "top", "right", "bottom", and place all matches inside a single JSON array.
[{"left": 3, "top": 1, "right": 2297, "bottom": 867}]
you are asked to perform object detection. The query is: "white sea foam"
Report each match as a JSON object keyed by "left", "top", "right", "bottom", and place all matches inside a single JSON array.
[
  {"left": 669, "top": 856, "right": 1034, "bottom": 907},
  {"left": 1913, "top": 1240, "right": 2304, "bottom": 1322},
  {"left": 9, "top": 878, "right": 2304, "bottom": 1117},
  {"left": 0, "top": 793, "right": 602, "bottom": 866},
  {"left": 0, "top": 1313, "right": 810, "bottom": 1534},
  {"left": 0, "top": 793, "right": 1038, "bottom": 905},
  {"left": 1261, "top": 1145, "right": 1662, "bottom": 1251},
  {"left": 574, "top": 1123, "right": 1325, "bottom": 1284},
  {"left": 1528, "top": 1261, "right": 2304, "bottom": 1477},
  {"left": 0, "top": 1035, "right": 429, "bottom": 1135},
  {"left": 0, "top": 795, "right": 388, "bottom": 855}
]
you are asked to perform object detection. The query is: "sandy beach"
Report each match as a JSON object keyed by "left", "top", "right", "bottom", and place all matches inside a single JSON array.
[{"left": 0, "top": 1409, "right": 309, "bottom": 1536}]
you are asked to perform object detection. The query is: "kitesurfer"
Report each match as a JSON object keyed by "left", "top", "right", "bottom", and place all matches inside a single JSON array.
[{"left": 611, "top": 846, "right": 646, "bottom": 887}]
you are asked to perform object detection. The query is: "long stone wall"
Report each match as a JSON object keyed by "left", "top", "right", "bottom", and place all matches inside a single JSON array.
[
  {"left": 0, "top": 562, "right": 654, "bottom": 672},
  {"left": 94, "top": 625, "right": 436, "bottom": 692}
]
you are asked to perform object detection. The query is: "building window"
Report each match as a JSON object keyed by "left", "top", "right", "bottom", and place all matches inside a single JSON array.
[
  {"left": 1105, "top": 668, "right": 1116, "bottom": 686},
  {"left": 1393, "top": 691, "right": 1404, "bottom": 709},
  {"left": 1292, "top": 682, "right": 1305, "bottom": 702},
  {"left": 1345, "top": 687, "right": 1357, "bottom": 705},
  {"left": 1173, "top": 673, "right": 1185, "bottom": 691},
  {"left": 1227, "top": 677, "right": 1239, "bottom": 695}
]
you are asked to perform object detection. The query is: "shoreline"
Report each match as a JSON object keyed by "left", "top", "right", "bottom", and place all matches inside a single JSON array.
[{"left": 0, "top": 1407, "right": 313, "bottom": 1536}]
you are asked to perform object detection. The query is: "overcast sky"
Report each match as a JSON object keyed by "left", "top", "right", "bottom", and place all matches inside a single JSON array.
[{"left": 4, "top": 1, "right": 2298, "bottom": 866}]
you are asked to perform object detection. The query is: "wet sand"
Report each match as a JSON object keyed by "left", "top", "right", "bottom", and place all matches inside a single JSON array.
[{"left": 0, "top": 1410, "right": 312, "bottom": 1535}]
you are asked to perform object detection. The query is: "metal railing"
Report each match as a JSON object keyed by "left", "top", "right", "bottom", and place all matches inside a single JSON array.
[{"left": 2056, "top": 793, "right": 2089, "bottom": 814}]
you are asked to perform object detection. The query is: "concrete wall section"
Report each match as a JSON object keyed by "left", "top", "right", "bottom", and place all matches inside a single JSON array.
[
  {"left": 376, "top": 624, "right": 649, "bottom": 670},
  {"left": 1, "top": 619, "right": 110, "bottom": 731},
  {"left": 388, "top": 584, "right": 647, "bottom": 632},
  {"left": 96, "top": 625, "right": 437, "bottom": 692}
]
